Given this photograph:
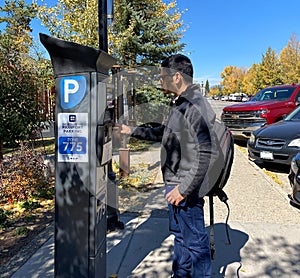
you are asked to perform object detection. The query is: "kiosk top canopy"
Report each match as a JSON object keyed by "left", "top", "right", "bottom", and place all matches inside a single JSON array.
[{"left": 40, "top": 33, "right": 116, "bottom": 76}]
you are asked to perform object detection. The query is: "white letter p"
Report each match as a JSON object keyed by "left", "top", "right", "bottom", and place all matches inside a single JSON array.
[{"left": 64, "top": 79, "right": 79, "bottom": 103}]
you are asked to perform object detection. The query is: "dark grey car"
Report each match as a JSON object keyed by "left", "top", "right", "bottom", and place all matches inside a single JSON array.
[
  {"left": 247, "top": 105, "right": 300, "bottom": 165},
  {"left": 288, "top": 152, "right": 300, "bottom": 207}
]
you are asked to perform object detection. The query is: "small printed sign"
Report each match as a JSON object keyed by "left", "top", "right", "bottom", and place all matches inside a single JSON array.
[
  {"left": 57, "top": 113, "right": 88, "bottom": 162},
  {"left": 101, "top": 141, "right": 112, "bottom": 165}
]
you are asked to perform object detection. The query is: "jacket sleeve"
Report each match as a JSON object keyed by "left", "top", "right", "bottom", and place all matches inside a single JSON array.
[{"left": 131, "top": 124, "right": 165, "bottom": 142}]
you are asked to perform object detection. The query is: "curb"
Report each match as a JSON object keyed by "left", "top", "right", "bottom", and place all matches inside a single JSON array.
[{"left": 0, "top": 222, "right": 54, "bottom": 278}]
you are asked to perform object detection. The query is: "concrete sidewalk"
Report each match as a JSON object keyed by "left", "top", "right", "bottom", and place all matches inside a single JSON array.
[{"left": 6, "top": 145, "right": 300, "bottom": 277}]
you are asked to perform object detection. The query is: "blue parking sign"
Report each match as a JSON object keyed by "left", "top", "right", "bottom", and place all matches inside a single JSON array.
[{"left": 60, "top": 76, "right": 87, "bottom": 109}]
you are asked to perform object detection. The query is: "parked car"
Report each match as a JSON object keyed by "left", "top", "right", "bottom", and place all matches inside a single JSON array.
[
  {"left": 288, "top": 152, "right": 300, "bottom": 207},
  {"left": 228, "top": 93, "right": 242, "bottom": 102},
  {"left": 221, "top": 95, "right": 229, "bottom": 101},
  {"left": 241, "top": 93, "right": 249, "bottom": 102},
  {"left": 222, "top": 84, "right": 300, "bottom": 140},
  {"left": 247, "top": 105, "right": 300, "bottom": 166}
]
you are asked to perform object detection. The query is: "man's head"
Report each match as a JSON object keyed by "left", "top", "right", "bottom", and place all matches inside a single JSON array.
[{"left": 159, "top": 54, "right": 194, "bottom": 96}]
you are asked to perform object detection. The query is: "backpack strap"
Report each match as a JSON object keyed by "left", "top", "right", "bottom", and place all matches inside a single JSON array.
[
  {"left": 209, "top": 189, "right": 232, "bottom": 261},
  {"left": 215, "top": 188, "right": 231, "bottom": 245},
  {"left": 209, "top": 194, "right": 215, "bottom": 260}
]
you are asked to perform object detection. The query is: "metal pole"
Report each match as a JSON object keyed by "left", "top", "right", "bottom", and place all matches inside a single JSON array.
[
  {"left": 107, "top": 0, "right": 114, "bottom": 26},
  {"left": 98, "top": 0, "right": 108, "bottom": 52},
  {"left": 99, "top": 1, "right": 124, "bottom": 232}
]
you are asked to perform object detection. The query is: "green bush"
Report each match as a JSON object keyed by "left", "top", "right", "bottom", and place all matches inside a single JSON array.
[
  {"left": 13, "top": 226, "right": 29, "bottom": 236},
  {"left": 20, "top": 200, "right": 42, "bottom": 211},
  {"left": 0, "top": 208, "right": 12, "bottom": 228}
]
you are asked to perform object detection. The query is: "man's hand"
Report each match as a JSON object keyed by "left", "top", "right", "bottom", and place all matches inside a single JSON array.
[
  {"left": 120, "top": 124, "right": 131, "bottom": 135},
  {"left": 165, "top": 185, "right": 186, "bottom": 206},
  {"left": 114, "top": 124, "right": 131, "bottom": 135}
]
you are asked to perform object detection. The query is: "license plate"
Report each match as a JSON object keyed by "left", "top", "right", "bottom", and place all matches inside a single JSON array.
[{"left": 260, "top": 151, "right": 274, "bottom": 160}]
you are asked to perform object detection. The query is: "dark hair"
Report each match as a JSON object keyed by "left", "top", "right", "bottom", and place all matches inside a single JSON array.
[{"left": 161, "top": 54, "right": 193, "bottom": 83}]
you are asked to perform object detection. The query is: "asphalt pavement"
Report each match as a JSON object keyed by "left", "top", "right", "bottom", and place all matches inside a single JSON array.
[{"left": 3, "top": 139, "right": 300, "bottom": 278}]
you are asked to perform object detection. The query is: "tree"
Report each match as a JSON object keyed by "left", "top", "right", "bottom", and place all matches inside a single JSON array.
[
  {"left": 280, "top": 33, "right": 300, "bottom": 84},
  {"left": 0, "top": 36, "right": 41, "bottom": 159},
  {"left": 205, "top": 80, "right": 210, "bottom": 96},
  {"left": 220, "top": 66, "right": 245, "bottom": 95},
  {"left": 38, "top": 0, "right": 99, "bottom": 48},
  {"left": 109, "top": 0, "right": 185, "bottom": 67},
  {"left": 39, "top": 0, "right": 185, "bottom": 67},
  {"left": 218, "top": 34, "right": 300, "bottom": 93},
  {"left": 0, "top": 0, "right": 47, "bottom": 160},
  {"left": 0, "top": 0, "right": 37, "bottom": 56},
  {"left": 259, "top": 47, "right": 283, "bottom": 87},
  {"left": 209, "top": 85, "right": 222, "bottom": 98},
  {"left": 242, "top": 64, "right": 261, "bottom": 96}
]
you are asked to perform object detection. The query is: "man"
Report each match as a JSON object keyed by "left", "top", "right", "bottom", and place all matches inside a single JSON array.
[{"left": 121, "top": 54, "right": 215, "bottom": 277}]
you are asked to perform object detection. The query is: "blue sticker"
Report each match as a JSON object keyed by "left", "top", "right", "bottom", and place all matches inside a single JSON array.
[
  {"left": 60, "top": 76, "right": 86, "bottom": 109},
  {"left": 58, "top": 137, "right": 87, "bottom": 155}
]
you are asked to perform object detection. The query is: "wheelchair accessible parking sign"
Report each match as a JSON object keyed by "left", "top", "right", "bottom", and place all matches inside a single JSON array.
[{"left": 57, "top": 113, "right": 89, "bottom": 162}]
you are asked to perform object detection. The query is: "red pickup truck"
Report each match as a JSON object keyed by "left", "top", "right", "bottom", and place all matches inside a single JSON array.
[{"left": 221, "top": 84, "right": 300, "bottom": 140}]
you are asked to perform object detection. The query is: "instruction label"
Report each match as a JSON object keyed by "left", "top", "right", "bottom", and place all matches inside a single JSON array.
[{"left": 57, "top": 113, "right": 88, "bottom": 162}]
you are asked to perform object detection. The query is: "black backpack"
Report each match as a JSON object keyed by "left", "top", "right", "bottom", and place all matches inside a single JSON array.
[{"left": 206, "top": 119, "right": 234, "bottom": 259}]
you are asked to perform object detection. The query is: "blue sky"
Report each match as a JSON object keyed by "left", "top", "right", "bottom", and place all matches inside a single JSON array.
[
  {"left": 1, "top": 0, "right": 299, "bottom": 86},
  {"left": 176, "top": 0, "right": 300, "bottom": 86}
]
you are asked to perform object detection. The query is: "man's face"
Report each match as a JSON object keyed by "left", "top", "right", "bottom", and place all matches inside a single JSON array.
[{"left": 158, "top": 68, "right": 177, "bottom": 95}]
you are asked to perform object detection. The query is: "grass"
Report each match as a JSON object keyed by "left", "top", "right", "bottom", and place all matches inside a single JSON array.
[{"left": 127, "top": 137, "right": 156, "bottom": 152}]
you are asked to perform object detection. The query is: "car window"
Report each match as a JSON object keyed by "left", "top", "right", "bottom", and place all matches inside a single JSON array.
[
  {"left": 252, "top": 87, "right": 295, "bottom": 101},
  {"left": 285, "top": 106, "right": 300, "bottom": 121}
]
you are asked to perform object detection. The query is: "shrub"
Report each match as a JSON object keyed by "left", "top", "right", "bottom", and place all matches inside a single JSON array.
[
  {"left": 0, "top": 208, "right": 12, "bottom": 228},
  {"left": 13, "top": 226, "right": 29, "bottom": 236},
  {"left": 0, "top": 142, "right": 54, "bottom": 204}
]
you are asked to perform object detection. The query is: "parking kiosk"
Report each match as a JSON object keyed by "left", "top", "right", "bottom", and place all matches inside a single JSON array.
[{"left": 40, "top": 33, "right": 116, "bottom": 278}]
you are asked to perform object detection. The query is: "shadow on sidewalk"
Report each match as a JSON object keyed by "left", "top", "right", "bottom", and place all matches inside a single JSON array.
[
  {"left": 107, "top": 217, "right": 250, "bottom": 277},
  {"left": 211, "top": 223, "right": 249, "bottom": 277},
  {"left": 107, "top": 209, "right": 172, "bottom": 278}
]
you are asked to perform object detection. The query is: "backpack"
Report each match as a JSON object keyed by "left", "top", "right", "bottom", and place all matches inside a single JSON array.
[
  {"left": 206, "top": 118, "right": 234, "bottom": 259},
  {"left": 207, "top": 118, "right": 234, "bottom": 197}
]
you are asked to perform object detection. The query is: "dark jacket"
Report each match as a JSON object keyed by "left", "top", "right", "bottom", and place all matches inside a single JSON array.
[{"left": 132, "top": 84, "right": 217, "bottom": 198}]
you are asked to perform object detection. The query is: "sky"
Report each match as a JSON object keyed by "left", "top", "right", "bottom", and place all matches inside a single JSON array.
[
  {"left": 1, "top": 0, "right": 300, "bottom": 86},
  {"left": 176, "top": 0, "right": 300, "bottom": 86}
]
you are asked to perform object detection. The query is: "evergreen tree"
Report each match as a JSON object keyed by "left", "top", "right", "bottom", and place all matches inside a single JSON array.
[
  {"left": 109, "top": 0, "right": 185, "bottom": 66},
  {"left": 0, "top": 0, "right": 37, "bottom": 55},
  {"left": 205, "top": 80, "right": 210, "bottom": 95}
]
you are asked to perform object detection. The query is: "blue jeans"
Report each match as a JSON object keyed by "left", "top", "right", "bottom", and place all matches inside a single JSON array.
[{"left": 168, "top": 198, "right": 211, "bottom": 277}]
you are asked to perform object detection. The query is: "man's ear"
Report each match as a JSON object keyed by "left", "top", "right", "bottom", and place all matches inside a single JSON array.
[{"left": 174, "top": 72, "right": 181, "bottom": 84}]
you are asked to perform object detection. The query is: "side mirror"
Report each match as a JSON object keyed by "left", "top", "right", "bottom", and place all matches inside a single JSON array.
[{"left": 296, "top": 96, "right": 300, "bottom": 106}]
